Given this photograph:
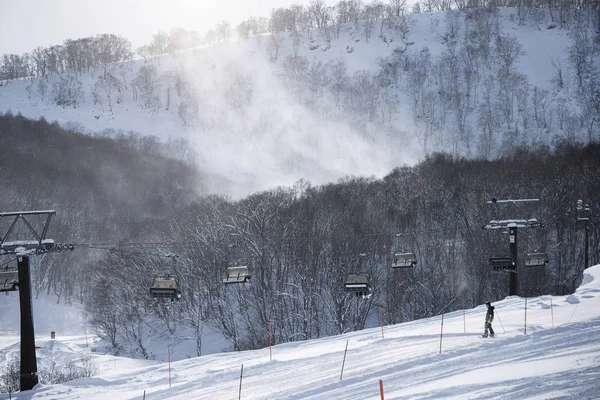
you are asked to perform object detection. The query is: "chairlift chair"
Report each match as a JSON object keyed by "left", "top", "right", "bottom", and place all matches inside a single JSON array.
[
  {"left": 489, "top": 252, "right": 515, "bottom": 271},
  {"left": 150, "top": 276, "right": 181, "bottom": 300},
  {"left": 344, "top": 274, "right": 372, "bottom": 297},
  {"left": 392, "top": 252, "right": 417, "bottom": 268},
  {"left": 0, "top": 269, "right": 18, "bottom": 292},
  {"left": 525, "top": 252, "right": 548, "bottom": 267},
  {"left": 223, "top": 265, "right": 251, "bottom": 284}
]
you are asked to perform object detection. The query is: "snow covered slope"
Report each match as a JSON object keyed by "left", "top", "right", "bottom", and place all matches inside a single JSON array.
[
  {"left": 0, "top": 8, "right": 581, "bottom": 197},
  {"left": 2, "top": 264, "right": 600, "bottom": 399}
]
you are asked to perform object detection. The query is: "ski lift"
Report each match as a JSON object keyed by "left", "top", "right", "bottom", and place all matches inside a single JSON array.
[
  {"left": 0, "top": 269, "right": 18, "bottom": 292},
  {"left": 525, "top": 252, "right": 548, "bottom": 267},
  {"left": 489, "top": 252, "right": 514, "bottom": 271},
  {"left": 150, "top": 276, "right": 181, "bottom": 300},
  {"left": 392, "top": 252, "right": 417, "bottom": 268},
  {"left": 344, "top": 274, "right": 372, "bottom": 297},
  {"left": 391, "top": 233, "right": 417, "bottom": 269},
  {"left": 223, "top": 265, "right": 251, "bottom": 284}
]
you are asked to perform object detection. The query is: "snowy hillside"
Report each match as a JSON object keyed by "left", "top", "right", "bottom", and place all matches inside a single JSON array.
[
  {"left": 0, "top": 7, "right": 590, "bottom": 197},
  {"left": 2, "top": 264, "right": 600, "bottom": 399}
]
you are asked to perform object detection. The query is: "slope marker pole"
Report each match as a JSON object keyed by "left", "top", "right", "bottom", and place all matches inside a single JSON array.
[
  {"left": 379, "top": 306, "right": 385, "bottom": 339},
  {"left": 268, "top": 319, "right": 272, "bottom": 361},
  {"left": 340, "top": 340, "right": 349, "bottom": 381},
  {"left": 568, "top": 303, "right": 579, "bottom": 324},
  {"left": 462, "top": 298, "right": 466, "bottom": 333},
  {"left": 524, "top": 298, "right": 528, "bottom": 335},
  {"left": 168, "top": 345, "right": 172, "bottom": 388},
  {"left": 379, "top": 379, "right": 385, "bottom": 400},
  {"left": 238, "top": 364, "right": 244, "bottom": 400},
  {"left": 439, "top": 313, "right": 444, "bottom": 354},
  {"left": 550, "top": 297, "right": 554, "bottom": 328},
  {"left": 495, "top": 309, "right": 506, "bottom": 333}
]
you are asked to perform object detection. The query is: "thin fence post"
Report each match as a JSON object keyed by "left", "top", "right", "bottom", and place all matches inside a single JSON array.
[
  {"left": 238, "top": 364, "right": 244, "bottom": 400},
  {"left": 495, "top": 309, "right": 506, "bottom": 333},
  {"left": 439, "top": 313, "right": 444, "bottom": 354},
  {"left": 524, "top": 298, "right": 528, "bottom": 335},
  {"left": 379, "top": 379, "right": 385, "bottom": 400},
  {"left": 550, "top": 297, "right": 554, "bottom": 328},
  {"left": 340, "top": 340, "right": 349, "bottom": 381},
  {"left": 143, "top": 390, "right": 146, "bottom": 400},
  {"left": 568, "top": 303, "right": 579, "bottom": 324},
  {"left": 168, "top": 345, "right": 171, "bottom": 388},
  {"left": 268, "top": 319, "right": 272, "bottom": 361},
  {"left": 462, "top": 298, "right": 466, "bottom": 334},
  {"left": 379, "top": 306, "right": 384, "bottom": 339}
]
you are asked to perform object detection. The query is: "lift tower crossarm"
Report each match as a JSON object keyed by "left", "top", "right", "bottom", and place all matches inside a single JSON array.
[
  {"left": 483, "top": 219, "right": 543, "bottom": 230},
  {"left": 0, "top": 210, "right": 55, "bottom": 250}
]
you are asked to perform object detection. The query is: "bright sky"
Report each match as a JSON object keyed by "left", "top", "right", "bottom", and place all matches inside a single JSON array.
[{"left": 0, "top": 0, "right": 337, "bottom": 55}]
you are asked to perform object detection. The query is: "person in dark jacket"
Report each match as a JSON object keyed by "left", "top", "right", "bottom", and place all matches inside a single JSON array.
[{"left": 482, "top": 302, "right": 495, "bottom": 338}]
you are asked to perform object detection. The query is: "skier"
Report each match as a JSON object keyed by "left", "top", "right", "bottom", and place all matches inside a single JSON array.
[{"left": 482, "top": 302, "right": 495, "bottom": 338}]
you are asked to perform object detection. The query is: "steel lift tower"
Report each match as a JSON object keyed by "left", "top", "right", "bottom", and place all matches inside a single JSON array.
[
  {"left": 484, "top": 199, "right": 543, "bottom": 297},
  {"left": 0, "top": 210, "right": 73, "bottom": 391}
]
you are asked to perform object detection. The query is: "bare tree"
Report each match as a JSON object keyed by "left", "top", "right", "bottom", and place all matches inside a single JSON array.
[{"left": 267, "top": 33, "right": 284, "bottom": 62}]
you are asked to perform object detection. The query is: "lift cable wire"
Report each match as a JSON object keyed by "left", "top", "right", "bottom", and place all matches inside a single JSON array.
[{"left": 73, "top": 244, "right": 180, "bottom": 259}]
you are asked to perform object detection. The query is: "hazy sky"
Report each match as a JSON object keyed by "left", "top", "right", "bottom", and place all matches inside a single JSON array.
[{"left": 0, "top": 0, "right": 334, "bottom": 55}]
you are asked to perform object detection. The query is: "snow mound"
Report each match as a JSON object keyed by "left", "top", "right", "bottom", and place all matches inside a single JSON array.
[
  {"left": 579, "top": 264, "right": 600, "bottom": 288},
  {"left": 565, "top": 295, "right": 580, "bottom": 304}
]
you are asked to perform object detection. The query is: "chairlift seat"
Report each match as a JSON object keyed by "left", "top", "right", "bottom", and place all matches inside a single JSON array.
[
  {"left": 223, "top": 266, "right": 251, "bottom": 284},
  {"left": 392, "top": 252, "right": 417, "bottom": 268},
  {"left": 525, "top": 252, "right": 548, "bottom": 267},
  {"left": 150, "top": 277, "right": 181, "bottom": 299},
  {"left": 344, "top": 274, "right": 371, "bottom": 292},
  {"left": 489, "top": 253, "right": 514, "bottom": 271},
  {"left": 0, "top": 270, "right": 18, "bottom": 292}
]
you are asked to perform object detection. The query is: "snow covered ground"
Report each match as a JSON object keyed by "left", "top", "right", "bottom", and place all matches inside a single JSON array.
[{"left": 2, "top": 264, "right": 600, "bottom": 399}]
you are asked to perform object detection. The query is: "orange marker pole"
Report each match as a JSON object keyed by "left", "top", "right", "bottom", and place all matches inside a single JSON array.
[{"left": 379, "top": 379, "right": 385, "bottom": 400}]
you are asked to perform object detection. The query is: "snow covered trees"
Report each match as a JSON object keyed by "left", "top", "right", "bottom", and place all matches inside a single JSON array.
[{"left": 2, "top": 110, "right": 598, "bottom": 355}]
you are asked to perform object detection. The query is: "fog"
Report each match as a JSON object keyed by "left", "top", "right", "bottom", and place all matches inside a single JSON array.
[{"left": 172, "top": 38, "right": 420, "bottom": 197}]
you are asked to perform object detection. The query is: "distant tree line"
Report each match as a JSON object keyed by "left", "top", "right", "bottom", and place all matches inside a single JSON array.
[
  {"left": 0, "top": 112, "right": 207, "bottom": 303},
  {"left": 4, "top": 0, "right": 600, "bottom": 82},
  {"left": 0, "top": 113, "right": 598, "bottom": 357},
  {"left": 85, "top": 138, "right": 599, "bottom": 354},
  {"left": 0, "top": 34, "right": 132, "bottom": 82}
]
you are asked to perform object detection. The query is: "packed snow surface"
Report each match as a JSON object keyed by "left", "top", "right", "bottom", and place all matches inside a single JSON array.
[{"left": 1, "top": 265, "right": 600, "bottom": 399}]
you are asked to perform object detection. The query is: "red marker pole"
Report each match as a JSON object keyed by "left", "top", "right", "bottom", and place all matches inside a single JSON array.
[{"left": 379, "top": 379, "right": 385, "bottom": 400}]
